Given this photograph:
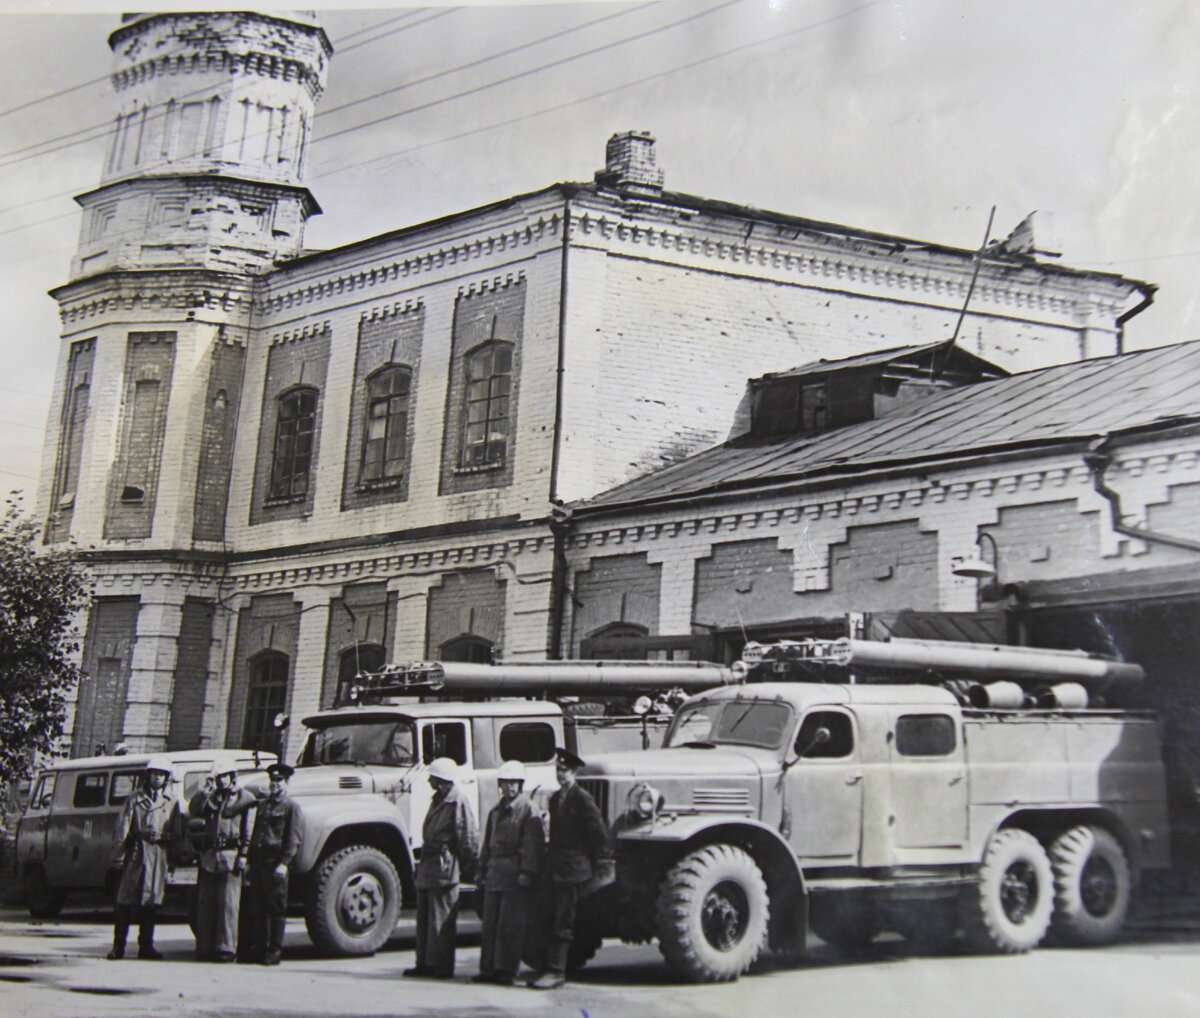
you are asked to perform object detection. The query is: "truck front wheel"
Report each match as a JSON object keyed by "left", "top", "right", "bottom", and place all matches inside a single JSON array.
[
  {"left": 305, "top": 845, "right": 401, "bottom": 956},
  {"left": 656, "top": 844, "right": 769, "bottom": 982},
  {"left": 963, "top": 828, "right": 1053, "bottom": 954},
  {"left": 1049, "top": 825, "right": 1130, "bottom": 945},
  {"left": 24, "top": 866, "right": 65, "bottom": 919}
]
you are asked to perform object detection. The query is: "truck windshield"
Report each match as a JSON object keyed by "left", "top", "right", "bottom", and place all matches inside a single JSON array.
[
  {"left": 300, "top": 719, "right": 417, "bottom": 767},
  {"left": 666, "top": 700, "right": 794, "bottom": 750}
]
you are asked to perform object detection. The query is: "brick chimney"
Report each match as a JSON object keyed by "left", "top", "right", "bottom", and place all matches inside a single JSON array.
[{"left": 595, "top": 131, "right": 664, "bottom": 195}]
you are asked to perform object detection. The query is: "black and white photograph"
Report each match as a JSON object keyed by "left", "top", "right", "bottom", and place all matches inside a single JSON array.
[{"left": 1, "top": 2, "right": 1199, "bottom": 1016}]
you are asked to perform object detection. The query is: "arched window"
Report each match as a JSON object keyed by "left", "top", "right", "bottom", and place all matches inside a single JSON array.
[
  {"left": 338, "top": 644, "right": 386, "bottom": 685},
  {"left": 270, "top": 386, "right": 317, "bottom": 499},
  {"left": 459, "top": 341, "right": 512, "bottom": 468},
  {"left": 243, "top": 651, "right": 289, "bottom": 752},
  {"left": 440, "top": 635, "right": 494, "bottom": 664},
  {"left": 360, "top": 365, "right": 411, "bottom": 484}
]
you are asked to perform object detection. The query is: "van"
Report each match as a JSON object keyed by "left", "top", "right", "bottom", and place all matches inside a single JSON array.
[{"left": 14, "top": 749, "right": 275, "bottom": 918}]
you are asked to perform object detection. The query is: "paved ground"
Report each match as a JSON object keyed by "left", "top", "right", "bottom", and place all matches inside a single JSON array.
[{"left": 4, "top": 897, "right": 1200, "bottom": 1018}]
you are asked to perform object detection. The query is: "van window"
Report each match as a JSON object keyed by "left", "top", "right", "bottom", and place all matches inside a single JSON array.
[
  {"left": 109, "top": 770, "right": 143, "bottom": 805},
  {"left": 896, "top": 714, "right": 957, "bottom": 756},
  {"left": 499, "top": 722, "right": 556, "bottom": 763},
  {"left": 421, "top": 722, "right": 468, "bottom": 765},
  {"left": 73, "top": 772, "right": 108, "bottom": 808},
  {"left": 29, "top": 773, "right": 56, "bottom": 810}
]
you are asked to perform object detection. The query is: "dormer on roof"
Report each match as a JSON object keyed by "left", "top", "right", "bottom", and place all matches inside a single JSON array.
[{"left": 736, "top": 341, "right": 1008, "bottom": 440}]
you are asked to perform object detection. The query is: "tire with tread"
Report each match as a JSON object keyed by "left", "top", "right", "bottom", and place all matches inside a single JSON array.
[
  {"left": 1049, "top": 825, "right": 1131, "bottom": 945},
  {"left": 25, "top": 867, "right": 65, "bottom": 919},
  {"left": 962, "top": 828, "right": 1053, "bottom": 954},
  {"left": 305, "top": 845, "right": 401, "bottom": 956},
  {"left": 655, "top": 843, "right": 769, "bottom": 982}
]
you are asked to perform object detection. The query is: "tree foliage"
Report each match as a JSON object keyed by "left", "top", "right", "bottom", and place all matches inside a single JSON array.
[{"left": 0, "top": 497, "right": 89, "bottom": 789}]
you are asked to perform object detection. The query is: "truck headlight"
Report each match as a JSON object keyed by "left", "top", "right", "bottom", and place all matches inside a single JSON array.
[{"left": 628, "top": 783, "right": 660, "bottom": 820}]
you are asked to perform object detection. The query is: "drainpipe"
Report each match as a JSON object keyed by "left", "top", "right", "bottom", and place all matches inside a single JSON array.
[
  {"left": 546, "top": 192, "right": 573, "bottom": 660},
  {"left": 1114, "top": 283, "right": 1157, "bottom": 355},
  {"left": 1084, "top": 436, "right": 1200, "bottom": 553}
]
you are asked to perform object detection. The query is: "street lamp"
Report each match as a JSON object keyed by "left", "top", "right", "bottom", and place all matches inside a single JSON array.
[{"left": 953, "top": 532, "right": 1003, "bottom": 601}]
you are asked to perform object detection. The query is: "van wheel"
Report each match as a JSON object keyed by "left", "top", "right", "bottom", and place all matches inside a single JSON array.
[
  {"left": 305, "top": 846, "right": 401, "bottom": 956},
  {"left": 962, "top": 829, "right": 1053, "bottom": 953},
  {"left": 1050, "top": 826, "right": 1131, "bottom": 945},
  {"left": 25, "top": 867, "right": 65, "bottom": 919},
  {"left": 656, "top": 844, "right": 769, "bottom": 982},
  {"left": 567, "top": 929, "right": 603, "bottom": 972}
]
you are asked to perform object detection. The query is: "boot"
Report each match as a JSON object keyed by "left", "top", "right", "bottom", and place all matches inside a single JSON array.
[
  {"left": 108, "top": 908, "right": 129, "bottom": 960},
  {"left": 137, "top": 907, "right": 162, "bottom": 959}
]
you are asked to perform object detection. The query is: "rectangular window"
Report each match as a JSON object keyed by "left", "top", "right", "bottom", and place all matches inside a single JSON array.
[
  {"left": 72, "top": 773, "right": 108, "bottom": 809},
  {"left": 895, "top": 714, "right": 957, "bottom": 756},
  {"left": 121, "top": 378, "right": 160, "bottom": 501},
  {"left": 270, "top": 388, "right": 317, "bottom": 500},
  {"left": 459, "top": 342, "right": 512, "bottom": 469},
  {"left": 421, "top": 721, "right": 469, "bottom": 765},
  {"left": 109, "top": 770, "right": 143, "bottom": 806},
  {"left": 499, "top": 721, "right": 557, "bottom": 763}
]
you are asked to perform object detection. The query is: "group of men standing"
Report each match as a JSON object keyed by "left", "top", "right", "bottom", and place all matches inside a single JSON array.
[
  {"left": 405, "top": 746, "right": 609, "bottom": 989},
  {"left": 106, "top": 745, "right": 608, "bottom": 988},
  {"left": 108, "top": 755, "right": 302, "bottom": 965}
]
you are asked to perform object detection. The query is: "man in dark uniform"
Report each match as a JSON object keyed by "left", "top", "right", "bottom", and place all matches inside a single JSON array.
[
  {"left": 473, "top": 760, "right": 544, "bottom": 986},
  {"left": 404, "top": 757, "right": 479, "bottom": 979},
  {"left": 188, "top": 754, "right": 255, "bottom": 962},
  {"left": 108, "top": 756, "right": 181, "bottom": 960},
  {"left": 228, "top": 762, "right": 304, "bottom": 965},
  {"left": 529, "top": 748, "right": 608, "bottom": 990}
]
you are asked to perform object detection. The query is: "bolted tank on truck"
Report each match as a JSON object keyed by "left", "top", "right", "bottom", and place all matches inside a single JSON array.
[
  {"left": 280, "top": 656, "right": 745, "bottom": 956},
  {"left": 569, "top": 637, "right": 1172, "bottom": 983}
]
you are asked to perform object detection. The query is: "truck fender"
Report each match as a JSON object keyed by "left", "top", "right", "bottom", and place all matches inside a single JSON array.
[{"left": 293, "top": 797, "right": 410, "bottom": 874}]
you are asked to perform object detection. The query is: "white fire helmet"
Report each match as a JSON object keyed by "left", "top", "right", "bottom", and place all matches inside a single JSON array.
[
  {"left": 209, "top": 754, "right": 238, "bottom": 779},
  {"left": 428, "top": 757, "right": 459, "bottom": 783},
  {"left": 497, "top": 760, "right": 526, "bottom": 783},
  {"left": 145, "top": 756, "right": 174, "bottom": 777}
]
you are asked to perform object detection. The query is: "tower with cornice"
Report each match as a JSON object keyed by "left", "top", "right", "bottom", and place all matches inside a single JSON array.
[{"left": 41, "top": 12, "right": 329, "bottom": 755}]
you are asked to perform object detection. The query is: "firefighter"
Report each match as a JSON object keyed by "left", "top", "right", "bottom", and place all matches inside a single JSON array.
[
  {"left": 108, "top": 756, "right": 181, "bottom": 960},
  {"left": 528, "top": 748, "right": 608, "bottom": 990},
  {"left": 404, "top": 757, "right": 478, "bottom": 979},
  {"left": 227, "top": 762, "right": 304, "bottom": 965},
  {"left": 187, "top": 755, "right": 255, "bottom": 962},
  {"left": 473, "top": 760, "right": 544, "bottom": 986}
]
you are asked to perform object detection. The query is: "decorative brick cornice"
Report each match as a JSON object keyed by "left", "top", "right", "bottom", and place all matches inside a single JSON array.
[
  {"left": 360, "top": 298, "right": 423, "bottom": 324},
  {"left": 112, "top": 50, "right": 324, "bottom": 98},
  {"left": 257, "top": 215, "right": 560, "bottom": 317},
  {"left": 457, "top": 271, "right": 526, "bottom": 299},
  {"left": 270, "top": 320, "right": 331, "bottom": 347},
  {"left": 567, "top": 446, "right": 1200, "bottom": 551},
  {"left": 55, "top": 281, "right": 251, "bottom": 326}
]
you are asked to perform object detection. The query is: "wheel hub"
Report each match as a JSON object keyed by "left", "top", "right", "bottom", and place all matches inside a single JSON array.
[
  {"left": 338, "top": 871, "right": 383, "bottom": 932},
  {"left": 1079, "top": 856, "right": 1117, "bottom": 917},
  {"left": 700, "top": 880, "right": 748, "bottom": 952},
  {"left": 999, "top": 861, "right": 1039, "bottom": 924}
]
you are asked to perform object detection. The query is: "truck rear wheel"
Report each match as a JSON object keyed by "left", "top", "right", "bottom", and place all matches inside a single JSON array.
[
  {"left": 1049, "top": 825, "right": 1130, "bottom": 945},
  {"left": 305, "top": 845, "right": 401, "bottom": 956},
  {"left": 656, "top": 844, "right": 769, "bottom": 982},
  {"left": 963, "top": 828, "right": 1053, "bottom": 954}
]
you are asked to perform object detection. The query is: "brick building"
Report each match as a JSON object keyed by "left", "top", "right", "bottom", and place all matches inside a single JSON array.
[
  {"left": 564, "top": 340, "right": 1200, "bottom": 817},
  {"left": 38, "top": 12, "right": 1156, "bottom": 761}
]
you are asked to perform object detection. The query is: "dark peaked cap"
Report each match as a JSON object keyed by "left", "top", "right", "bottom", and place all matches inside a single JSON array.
[
  {"left": 555, "top": 748, "right": 586, "bottom": 770},
  {"left": 267, "top": 762, "right": 295, "bottom": 779}
]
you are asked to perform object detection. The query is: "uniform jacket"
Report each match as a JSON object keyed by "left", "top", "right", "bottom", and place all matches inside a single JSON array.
[
  {"left": 479, "top": 793, "right": 544, "bottom": 891},
  {"left": 547, "top": 781, "right": 607, "bottom": 886},
  {"left": 226, "top": 790, "right": 304, "bottom": 866},
  {"left": 188, "top": 786, "right": 255, "bottom": 874},
  {"left": 415, "top": 784, "right": 479, "bottom": 890},
  {"left": 115, "top": 786, "right": 181, "bottom": 906}
]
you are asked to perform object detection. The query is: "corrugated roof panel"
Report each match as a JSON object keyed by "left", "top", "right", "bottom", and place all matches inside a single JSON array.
[{"left": 580, "top": 341, "right": 1200, "bottom": 510}]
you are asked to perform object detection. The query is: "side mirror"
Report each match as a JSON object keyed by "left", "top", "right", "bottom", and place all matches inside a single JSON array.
[{"left": 784, "top": 726, "right": 833, "bottom": 771}]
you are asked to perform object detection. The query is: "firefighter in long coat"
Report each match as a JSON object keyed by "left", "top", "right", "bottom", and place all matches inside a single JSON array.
[
  {"left": 404, "top": 757, "right": 479, "bottom": 979},
  {"left": 528, "top": 748, "right": 608, "bottom": 990},
  {"left": 108, "top": 756, "right": 181, "bottom": 960},
  {"left": 187, "top": 754, "right": 255, "bottom": 962},
  {"left": 472, "top": 760, "right": 544, "bottom": 986}
]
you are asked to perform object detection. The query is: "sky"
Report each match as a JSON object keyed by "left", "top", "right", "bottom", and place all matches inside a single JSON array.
[{"left": 0, "top": 0, "right": 1198, "bottom": 499}]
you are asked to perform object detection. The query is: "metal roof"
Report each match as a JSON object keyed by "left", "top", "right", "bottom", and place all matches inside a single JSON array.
[
  {"left": 756, "top": 340, "right": 1008, "bottom": 381},
  {"left": 577, "top": 340, "right": 1200, "bottom": 513},
  {"left": 302, "top": 700, "right": 563, "bottom": 726}
]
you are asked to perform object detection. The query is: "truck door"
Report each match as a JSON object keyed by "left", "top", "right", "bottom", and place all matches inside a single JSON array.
[
  {"left": 412, "top": 721, "right": 478, "bottom": 848},
  {"left": 784, "top": 709, "right": 863, "bottom": 865},
  {"left": 16, "top": 772, "right": 56, "bottom": 873},
  {"left": 887, "top": 711, "right": 967, "bottom": 854}
]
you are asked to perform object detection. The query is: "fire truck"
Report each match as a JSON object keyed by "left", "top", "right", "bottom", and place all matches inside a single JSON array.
[{"left": 571, "top": 637, "right": 1171, "bottom": 982}]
